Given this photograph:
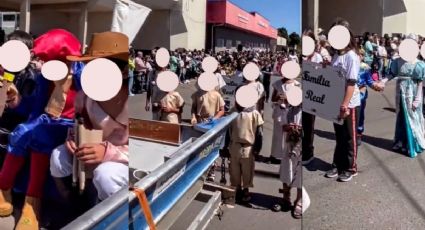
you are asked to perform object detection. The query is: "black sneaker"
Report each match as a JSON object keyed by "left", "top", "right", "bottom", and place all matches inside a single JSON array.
[
  {"left": 338, "top": 171, "right": 353, "bottom": 182},
  {"left": 241, "top": 188, "right": 251, "bottom": 202},
  {"left": 325, "top": 167, "right": 338, "bottom": 178}
]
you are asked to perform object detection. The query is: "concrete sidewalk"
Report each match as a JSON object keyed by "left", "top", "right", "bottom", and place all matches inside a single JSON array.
[{"left": 303, "top": 81, "right": 425, "bottom": 229}]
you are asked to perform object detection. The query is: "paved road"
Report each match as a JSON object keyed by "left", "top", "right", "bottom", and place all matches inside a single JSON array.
[
  {"left": 130, "top": 77, "right": 301, "bottom": 230},
  {"left": 303, "top": 81, "right": 425, "bottom": 229}
]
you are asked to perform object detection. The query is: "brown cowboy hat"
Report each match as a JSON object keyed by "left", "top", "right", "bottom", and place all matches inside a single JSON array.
[{"left": 67, "top": 31, "right": 129, "bottom": 62}]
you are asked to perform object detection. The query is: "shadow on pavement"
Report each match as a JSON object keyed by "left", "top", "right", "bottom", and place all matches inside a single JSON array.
[
  {"left": 304, "top": 158, "right": 333, "bottom": 172},
  {"left": 314, "top": 129, "right": 404, "bottom": 156},
  {"left": 240, "top": 192, "right": 282, "bottom": 211}
]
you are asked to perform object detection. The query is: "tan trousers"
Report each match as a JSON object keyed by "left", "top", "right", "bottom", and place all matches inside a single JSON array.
[{"left": 229, "top": 142, "right": 255, "bottom": 189}]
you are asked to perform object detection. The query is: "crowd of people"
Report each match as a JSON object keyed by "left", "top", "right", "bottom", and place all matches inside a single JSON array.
[
  {"left": 303, "top": 18, "right": 425, "bottom": 185},
  {"left": 137, "top": 45, "right": 305, "bottom": 219},
  {"left": 0, "top": 29, "right": 128, "bottom": 229}
]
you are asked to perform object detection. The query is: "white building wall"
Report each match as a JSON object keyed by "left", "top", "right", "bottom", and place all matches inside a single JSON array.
[
  {"left": 405, "top": 0, "right": 425, "bottom": 36},
  {"left": 183, "top": 0, "right": 206, "bottom": 50}
]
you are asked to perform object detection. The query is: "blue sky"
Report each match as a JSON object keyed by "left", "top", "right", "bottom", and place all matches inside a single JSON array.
[{"left": 229, "top": 0, "right": 301, "bottom": 34}]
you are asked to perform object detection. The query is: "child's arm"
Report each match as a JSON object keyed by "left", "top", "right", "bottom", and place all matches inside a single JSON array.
[
  {"left": 191, "top": 94, "right": 197, "bottom": 124},
  {"left": 214, "top": 95, "right": 226, "bottom": 119}
]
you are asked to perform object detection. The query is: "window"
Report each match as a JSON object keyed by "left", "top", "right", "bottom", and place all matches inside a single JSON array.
[
  {"left": 3, "top": 15, "right": 16, "bottom": 22},
  {"left": 216, "top": 38, "right": 224, "bottom": 47},
  {"left": 226, "top": 40, "right": 232, "bottom": 49}
]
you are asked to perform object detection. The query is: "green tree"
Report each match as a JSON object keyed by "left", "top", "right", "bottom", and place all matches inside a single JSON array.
[
  {"left": 288, "top": 32, "right": 301, "bottom": 48},
  {"left": 277, "top": 27, "right": 288, "bottom": 39}
]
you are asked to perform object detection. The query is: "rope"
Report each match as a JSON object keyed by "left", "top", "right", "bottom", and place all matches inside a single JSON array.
[{"left": 131, "top": 187, "right": 157, "bottom": 230}]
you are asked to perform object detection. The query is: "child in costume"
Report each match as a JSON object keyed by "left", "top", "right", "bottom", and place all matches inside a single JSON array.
[
  {"left": 357, "top": 50, "right": 383, "bottom": 146},
  {"left": 228, "top": 101, "right": 264, "bottom": 202},
  {"left": 191, "top": 81, "right": 225, "bottom": 181},
  {"left": 148, "top": 78, "right": 184, "bottom": 124},
  {"left": 50, "top": 31, "right": 129, "bottom": 202},
  {"left": 0, "top": 29, "right": 83, "bottom": 230},
  {"left": 0, "top": 31, "right": 49, "bottom": 153}
]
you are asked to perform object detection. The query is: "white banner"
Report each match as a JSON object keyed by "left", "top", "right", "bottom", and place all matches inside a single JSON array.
[
  {"left": 302, "top": 61, "right": 345, "bottom": 125},
  {"left": 222, "top": 74, "right": 244, "bottom": 111},
  {"left": 111, "top": 0, "right": 151, "bottom": 43}
]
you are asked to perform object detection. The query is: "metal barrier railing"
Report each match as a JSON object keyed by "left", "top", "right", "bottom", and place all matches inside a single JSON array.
[{"left": 63, "top": 112, "right": 238, "bottom": 230}]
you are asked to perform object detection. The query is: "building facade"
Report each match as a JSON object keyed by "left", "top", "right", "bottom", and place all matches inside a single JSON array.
[
  {"left": 304, "top": 0, "right": 425, "bottom": 36},
  {"left": 135, "top": 0, "right": 207, "bottom": 50},
  {"left": 206, "top": 0, "right": 277, "bottom": 52}
]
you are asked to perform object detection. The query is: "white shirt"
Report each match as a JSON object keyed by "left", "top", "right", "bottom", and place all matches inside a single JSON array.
[
  {"left": 215, "top": 73, "right": 226, "bottom": 89},
  {"left": 378, "top": 46, "right": 387, "bottom": 57},
  {"left": 332, "top": 50, "right": 361, "bottom": 108}
]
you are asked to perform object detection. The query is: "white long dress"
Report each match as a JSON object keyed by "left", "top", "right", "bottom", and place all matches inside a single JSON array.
[{"left": 270, "top": 80, "right": 301, "bottom": 158}]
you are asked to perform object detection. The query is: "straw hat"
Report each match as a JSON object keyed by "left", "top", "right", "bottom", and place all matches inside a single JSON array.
[{"left": 67, "top": 31, "right": 129, "bottom": 62}]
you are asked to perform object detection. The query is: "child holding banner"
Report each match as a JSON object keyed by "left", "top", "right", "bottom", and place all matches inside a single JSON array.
[{"left": 324, "top": 19, "right": 361, "bottom": 182}]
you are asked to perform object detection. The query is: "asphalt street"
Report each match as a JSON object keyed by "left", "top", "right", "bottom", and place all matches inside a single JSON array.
[
  {"left": 130, "top": 77, "right": 301, "bottom": 230},
  {"left": 303, "top": 81, "right": 425, "bottom": 229}
]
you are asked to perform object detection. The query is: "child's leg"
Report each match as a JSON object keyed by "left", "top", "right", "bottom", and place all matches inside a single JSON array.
[
  {"left": 229, "top": 143, "right": 241, "bottom": 189},
  {"left": 240, "top": 150, "right": 254, "bottom": 189},
  {"left": 358, "top": 95, "right": 367, "bottom": 135},
  {"left": 344, "top": 107, "right": 360, "bottom": 174},
  {"left": 93, "top": 162, "right": 128, "bottom": 201}
]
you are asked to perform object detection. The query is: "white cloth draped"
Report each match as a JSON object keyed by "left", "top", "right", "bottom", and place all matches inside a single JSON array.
[{"left": 111, "top": 0, "right": 151, "bottom": 43}]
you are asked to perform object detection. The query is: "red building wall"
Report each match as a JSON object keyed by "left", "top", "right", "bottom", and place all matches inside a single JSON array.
[{"left": 207, "top": 0, "right": 277, "bottom": 39}]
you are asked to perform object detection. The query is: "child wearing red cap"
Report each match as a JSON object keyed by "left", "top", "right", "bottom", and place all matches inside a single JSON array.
[{"left": 0, "top": 29, "right": 83, "bottom": 230}]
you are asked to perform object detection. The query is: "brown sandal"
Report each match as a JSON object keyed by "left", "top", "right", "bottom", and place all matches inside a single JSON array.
[{"left": 292, "top": 199, "right": 302, "bottom": 219}]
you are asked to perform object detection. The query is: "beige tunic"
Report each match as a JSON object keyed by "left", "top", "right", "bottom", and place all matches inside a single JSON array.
[
  {"left": 191, "top": 90, "right": 225, "bottom": 123},
  {"left": 159, "top": 91, "right": 184, "bottom": 124},
  {"left": 228, "top": 110, "right": 264, "bottom": 189}
]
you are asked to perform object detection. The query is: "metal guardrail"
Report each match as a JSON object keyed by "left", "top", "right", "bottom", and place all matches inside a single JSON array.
[
  {"left": 130, "top": 112, "right": 238, "bottom": 229},
  {"left": 63, "top": 112, "right": 238, "bottom": 230}
]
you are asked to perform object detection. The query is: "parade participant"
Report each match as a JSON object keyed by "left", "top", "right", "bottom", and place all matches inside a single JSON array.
[
  {"left": 228, "top": 100, "right": 264, "bottom": 202},
  {"left": 0, "top": 29, "right": 83, "bottom": 229},
  {"left": 191, "top": 82, "right": 225, "bottom": 124},
  {"left": 279, "top": 90, "right": 302, "bottom": 218},
  {"left": 381, "top": 34, "right": 425, "bottom": 157},
  {"left": 191, "top": 80, "right": 225, "bottom": 182},
  {"left": 153, "top": 86, "right": 185, "bottom": 124},
  {"left": 50, "top": 31, "right": 129, "bottom": 202},
  {"left": 135, "top": 51, "right": 148, "bottom": 93},
  {"left": 357, "top": 50, "right": 383, "bottom": 146},
  {"left": 270, "top": 73, "right": 301, "bottom": 165},
  {"left": 324, "top": 19, "right": 361, "bottom": 182},
  {"left": 0, "top": 31, "right": 48, "bottom": 151}
]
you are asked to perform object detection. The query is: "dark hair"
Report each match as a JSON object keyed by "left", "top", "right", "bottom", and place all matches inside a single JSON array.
[
  {"left": 7, "top": 30, "right": 34, "bottom": 49},
  {"left": 303, "top": 29, "right": 316, "bottom": 42},
  {"left": 330, "top": 18, "right": 358, "bottom": 54}
]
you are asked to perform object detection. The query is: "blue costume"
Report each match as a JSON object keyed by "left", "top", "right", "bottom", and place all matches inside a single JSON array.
[
  {"left": 8, "top": 62, "right": 84, "bottom": 157},
  {"left": 357, "top": 63, "right": 375, "bottom": 135}
]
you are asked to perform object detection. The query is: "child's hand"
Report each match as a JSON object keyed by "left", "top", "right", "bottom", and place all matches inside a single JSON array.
[
  {"left": 66, "top": 140, "right": 77, "bottom": 154},
  {"left": 6, "top": 84, "right": 20, "bottom": 109},
  {"left": 75, "top": 143, "right": 106, "bottom": 165},
  {"left": 338, "top": 105, "right": 350, "bottom": 119},
  {"left": 162, "top": 106, "right": 172, "bottom": 113},
  {"left": 191, "top": 117, "right": 197, "bottom": 125}
]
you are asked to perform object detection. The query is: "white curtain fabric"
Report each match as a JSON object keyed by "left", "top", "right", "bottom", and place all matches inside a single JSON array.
[{"left": 111, "top": 0, "right": 151, "bottom": 43}]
